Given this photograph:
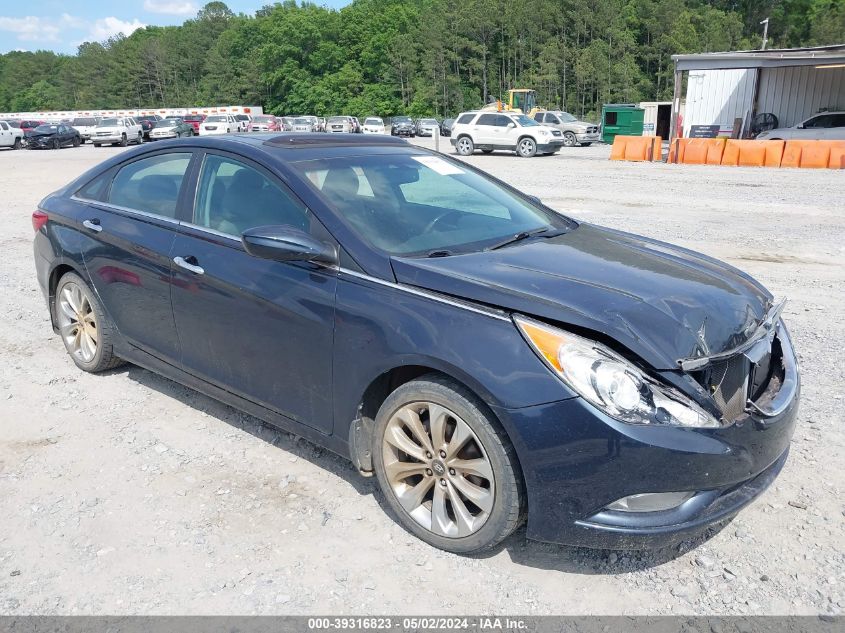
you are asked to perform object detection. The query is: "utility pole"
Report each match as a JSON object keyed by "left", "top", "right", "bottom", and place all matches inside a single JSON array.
[{"left": 760, "top": 18, "right": 769, "bottom": 50}]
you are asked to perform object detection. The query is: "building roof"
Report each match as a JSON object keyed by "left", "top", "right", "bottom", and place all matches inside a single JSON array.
[{"left": 672, "top": 44, "right": 845, "bottom": 71}]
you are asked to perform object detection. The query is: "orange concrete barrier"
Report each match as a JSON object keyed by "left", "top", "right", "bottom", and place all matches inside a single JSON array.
[
  {"left": 721, "top": 140, "right": 784, "bottom": 167},
  {"left": 782, "top": 140, "right": 845, "bottom": 169},
  {"left": 670, "top": 138, "right": 726, "bottom": 165},
  {"left": 610, "top": 135, "right": 662, "bottom": 162}
]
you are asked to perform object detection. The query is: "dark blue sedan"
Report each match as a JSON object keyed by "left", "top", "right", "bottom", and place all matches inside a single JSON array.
[{"left": 32, "top": 134, "right": 799, "bottom": 553}]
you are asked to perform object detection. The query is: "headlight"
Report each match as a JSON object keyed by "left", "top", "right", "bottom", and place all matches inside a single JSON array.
[
  {"left": 515, "top": 316, "right": 721, "bottom": 428},
  {"left": 538, "top": 129, "right": 549, "bottom": 136}
]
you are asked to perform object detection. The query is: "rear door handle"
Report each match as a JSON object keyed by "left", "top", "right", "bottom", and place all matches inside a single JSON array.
[
  {"left": 173, "top": 256, "right": 205, "bottom": 275},
  {"left": 82, "top": 219, "right": 102, "bottom": 233}
]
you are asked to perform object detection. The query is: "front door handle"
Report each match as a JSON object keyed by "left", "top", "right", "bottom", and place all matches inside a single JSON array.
[
  {"left": 82, "top": 219, "right": 102, "bottom": 233},
  {"left": 173, "top": 256, "right": 205, "bottom": 275}
]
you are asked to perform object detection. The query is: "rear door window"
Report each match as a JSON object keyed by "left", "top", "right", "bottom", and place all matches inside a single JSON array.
[
  {"left": 108, "top": 153, "right": 192, "bottom": 218},
  {"left": 456, "top": 113, "right": 475, "bottom": 125}
]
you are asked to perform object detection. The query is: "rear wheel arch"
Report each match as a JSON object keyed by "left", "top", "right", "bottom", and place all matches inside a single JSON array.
[{"left": 48, "top": 263, "right": 85, "bottom": 330}]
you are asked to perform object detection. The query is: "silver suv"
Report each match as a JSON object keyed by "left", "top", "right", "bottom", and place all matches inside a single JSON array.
[
  {"left": 449, "top": 111, "right": 563, "bottom": 157},
  {"left": 533, "top": 111, "right": 600, "bottom": 147}
]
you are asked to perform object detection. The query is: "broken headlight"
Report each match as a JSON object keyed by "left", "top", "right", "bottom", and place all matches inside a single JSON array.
[{"left": 515, "top": 316, "right": 721, "bottom": 428}]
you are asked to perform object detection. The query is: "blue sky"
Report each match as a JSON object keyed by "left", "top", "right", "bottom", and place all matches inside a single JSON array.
[{"left": 0, "top": 1, "right": 349, "bottom": 54}]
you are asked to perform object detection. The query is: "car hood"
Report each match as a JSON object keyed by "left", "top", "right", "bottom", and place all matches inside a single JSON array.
[
  {"left": 25, "top": 130, "right": 57, "bottom": 138},
  {"left": 390, "top": 223, "right": 773, "bottom": 370}
]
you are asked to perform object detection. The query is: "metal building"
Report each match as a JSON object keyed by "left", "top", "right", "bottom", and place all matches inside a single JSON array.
[{"left": 669, "top": 44, "right": 845, "bottom": 140}]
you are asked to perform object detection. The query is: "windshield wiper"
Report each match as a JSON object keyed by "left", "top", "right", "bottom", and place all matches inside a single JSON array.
[
  {"left": 425, "top": 249, "right": 453, "bottom": 258},
  {"left": 484, "top": 227, "right": 558, "bottom": 251}
]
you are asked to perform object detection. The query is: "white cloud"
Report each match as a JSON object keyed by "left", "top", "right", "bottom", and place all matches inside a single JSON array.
[
  {"left": 85, "top": 16, "right": 146, "bottom": 41},
  {"left": 0, "top": 16, "right": 61, "bottom": 42},
  {"left": 143, "top": 0, "right": 198, "bottom": 14}
]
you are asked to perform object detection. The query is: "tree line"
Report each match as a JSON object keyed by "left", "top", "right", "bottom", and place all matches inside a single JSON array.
[{"left": 0, "top": 0, "right": 842, "bottom": 122}]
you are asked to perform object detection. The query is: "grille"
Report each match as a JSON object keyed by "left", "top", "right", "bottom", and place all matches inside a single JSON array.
[
  {"left": 587, "top": 126, "right": 598, "bottom": 133},
  {"left": 709, "top": 355, "right": 749, "bottom": 421}
]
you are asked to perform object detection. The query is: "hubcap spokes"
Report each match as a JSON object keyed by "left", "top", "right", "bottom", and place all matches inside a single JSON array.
[
  {"left": 57, "top": 282, "right": 97, "bottom": 363},
  {"left": 383, "top": 402, "right": 494, "bottom": 538}
]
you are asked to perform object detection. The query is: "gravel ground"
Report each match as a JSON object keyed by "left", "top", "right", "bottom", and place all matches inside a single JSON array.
[{"left": 0, "top": 139, "right": 843, "bottom": 616}]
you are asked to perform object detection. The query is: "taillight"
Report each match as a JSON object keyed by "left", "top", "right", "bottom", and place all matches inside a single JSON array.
[{"left": 32, "top": 210, "right": 48, "bottom": 232}]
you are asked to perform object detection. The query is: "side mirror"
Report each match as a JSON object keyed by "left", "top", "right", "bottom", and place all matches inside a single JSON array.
[
  {"left": 507, "top": 122, "right": 516, "bottom": 129},
  {"left": 242, "top": 226, "right": 337, "bottom": 265},
  {"left": 797, "top": 124, "right": 805, "bottom": 129}
]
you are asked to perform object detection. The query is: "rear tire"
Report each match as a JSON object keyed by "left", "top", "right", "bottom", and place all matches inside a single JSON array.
[
  {"left": 372, "top": 374, "right": 524, "bottom": 554},
  {"left": 72, "top": 136, "right": 80, "bottom": 147},
  {"left": 55, "top": 272, "right": 125, "bottom": 373},
  {"left": 12, "top": 137, "right": 21, "bottom": 150},
  {"left": 580, "top": 142, "right": 592, "bottom": 147},
  {"left": 94, "top": 143, "right": 101, "bottom": 148},
  {"left": 482, "top": 149, "right": 494, "bottom": 154},
  {"left": 456, "top": 135, "right": 475, "bottom": 156}
]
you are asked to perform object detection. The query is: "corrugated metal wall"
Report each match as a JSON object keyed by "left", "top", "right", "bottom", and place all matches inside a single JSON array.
[
  {"left": 683, "top": 69, "right": 755, "bottom": 136},
  {"left": 757, "top": 66, "right": 845, "bottom": 127}
]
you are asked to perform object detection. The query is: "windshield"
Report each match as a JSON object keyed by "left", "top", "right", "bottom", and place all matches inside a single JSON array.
[
  {"left": 420, "top": 119, "right": 438, "bottom": 125},
  {"left": 393, "top": 117, "right": 412, "bottom": 124},
  {"left": 72, "top": 118, "right": 97, "bottom": 126},
  {"left": 511, "top": 114, "right": 539, "bottom": 127},
  {"left": 557, "top": 112, "right": 577, "bottom": 122},
  {"left": 295, "top": 117, "right": 311, "bottom": 124},
  {"left": 98, "top": 118, "right": 119, "bottom": 126},
  {"left": 365, "top": 118, "right": 383, "bottom": 125},
  {"left": 206, "top": 116, "right": 226, "bottom": 122},
  {"left": 34, "top": 125, "right": 57, "bottom": 133},
  {"left": 292, "top": 153, "right": 572, "bottom": 256},
  {"left": 155, "top": 119, "right": 180, "bottom": 127},
  {"left": 327, "top": 117, "right": 346, "bottom": 124}
]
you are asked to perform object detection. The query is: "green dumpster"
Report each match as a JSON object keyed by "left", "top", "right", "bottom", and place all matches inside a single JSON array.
[{"left": 601, "top": 104, "right": 644, "bottom": 144}]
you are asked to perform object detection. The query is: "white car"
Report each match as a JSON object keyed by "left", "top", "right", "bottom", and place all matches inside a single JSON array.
[
  {"left": 200, "top": 115, "right": 238, "bottom": 135},
  {"left": 416, "top": 118, "right": 440, "bottom": 137},
  {"left": 92, "top": 117, "right": 143, "bottom": 147},
  {"left": 449, "top": 110, "right": 564, "bottom": 157},
  {"left": 0, "top": 120, "right": 24, "bottom": 149},
  {"left": 757, "top": 111, "right": 845, "bottom": 140},
  {"left": 326, "top": 116, "right": 353, "bottom": 133},
  {"left": 291, "top": 117, "right": 315, "bottom": 132},
  {"left": 233, "top": 114, "right": 251, "bottom": 132},
  {"left": 362, "top": 117, "right": 386, "bottom": 134},
  {"left": 70, "top": 117, "right": 100, "bottom": 143}
]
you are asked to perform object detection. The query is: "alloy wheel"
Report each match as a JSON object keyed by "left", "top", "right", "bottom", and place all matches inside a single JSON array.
[
  {"left": 57, "top": 282, "right": 98, "bottom": 363},
  {"left": 518, "top": 138, "right": 536, "bottom": 157},
  {"left": 563, "top": 132, "right": 577, "bottom": 147},
  {"left": 382, "top": 402, "right": 495, "bottom": 538},
  {"left": 457, "top": 137, "right": 473, "bottom": 155}
]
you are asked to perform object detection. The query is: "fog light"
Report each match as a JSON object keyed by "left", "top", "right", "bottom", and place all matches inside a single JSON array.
[{"left": 605, "top": 491, "right": 695, "bottom": 512}]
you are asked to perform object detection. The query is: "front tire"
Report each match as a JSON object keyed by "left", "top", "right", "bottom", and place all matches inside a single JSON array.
[
  {"left": 119, "top": 134, "right": 127, "bottom": 147},
  {"left": 517, "top": 137, "right": 537, "bottom": 157},
  {"left": 52, "top": 138, "right": 60, "bottom": 150},
  {"left": 12, "top": 137, "right": 21, "bottom": 150},
  {"left": 455, "top": 135, "right": 475, "bottom": 156},
  {"left": 55, "top": 272, "right": 124, "bottom": 373},
  {"left": 372, "top": 375, "right": 524, "bottom": 554},
  {"left": 562, "top": 132, "right": 577, "bottom": 147}
]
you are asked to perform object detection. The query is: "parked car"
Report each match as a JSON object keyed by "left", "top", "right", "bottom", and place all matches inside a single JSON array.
[
  {"left": 350, "top": 117, "right": 362, "bottom": 133},
  {"left": 19, "top": 120, "right": 45, "bottom": 134},
  {"left": 391, "top": 116, "right": 415, "bottom": 137},
  {"left": 136, "top": 115, "right": 162, "bottom": 141},
  {"left": 279, "top": 117, "right": 294, "bottom": 132},
  {"left": 200, "top": 114, "right": 238, "bottom": 135},
  {"left": 316, "top": 117, "right": 327, "bottom": 132},
  {"left": 0, "top": 121, "right": 24, "bottom": 149},
  {"left": 0, "top": 120, "right": 24, "bottom": 149},
  {"left": 24, "top": 123, "right": 81, "bottom": 149},
  {"left": 362, "top": 117, "right": 386, "bottom": 134},
  {"left": 248, "top": 114, "right": 281, "bottom": 132},
  {"left": 416, "top": 118, "right": 440, "bottom": 137},
  {"left": 451, "top": 111, "right": 564, "bottom": 157},
  {"left": 33, "top": 133, "right": 798, "bottom": 554},
  {"left": 92, "top": 117, "right": 143, "bottom": 147},
  {"left": 292, "top": 117, "right": 316, "bottom": 133},
  {"left": 440, "top": 118, "right": 455, "bottom": 137},
  {"left": 70, "top": 117, "right": 100, "bottom": 143},
  {"left": 326, "top": 116, "right": 353, "bottom": 133},
  {"left": 149, "top": 117, "right": 195, "bottom": 140},
  {"left": 234, "top": 114, "right": 251, "bottom": 132},
  {"left": 182, "top": 114, "right": 206, "bottom": 134},
  {"left": 533, "top": 110, "right": 600, "bottom": 147},
  {"left": 756, "top": 111, "right": 845, "bottom": 140}
]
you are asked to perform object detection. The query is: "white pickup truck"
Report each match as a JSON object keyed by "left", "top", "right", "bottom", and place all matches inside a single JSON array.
[
  {"left": 70, "top": 117, "right": 100, "bottom": 143},
  {"left": 92, "top": 117, "right": 143, "bottom": 147},
  {"left": 0, "top": 120, "right": 24, "bottom": 149}
]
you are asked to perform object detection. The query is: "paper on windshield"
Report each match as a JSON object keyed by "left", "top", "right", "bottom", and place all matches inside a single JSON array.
[{"left": 412, "top": 155, "right": 465, "bottom": 176}]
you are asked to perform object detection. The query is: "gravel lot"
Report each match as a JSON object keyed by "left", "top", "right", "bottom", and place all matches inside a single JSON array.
[{"left": 0, "top": 139, "right": 843, "bottom": 616}]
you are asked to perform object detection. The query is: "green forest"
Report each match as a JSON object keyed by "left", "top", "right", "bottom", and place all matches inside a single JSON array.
[{"left": 0, "top": 0, "right": 842, "bottom": 121}]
